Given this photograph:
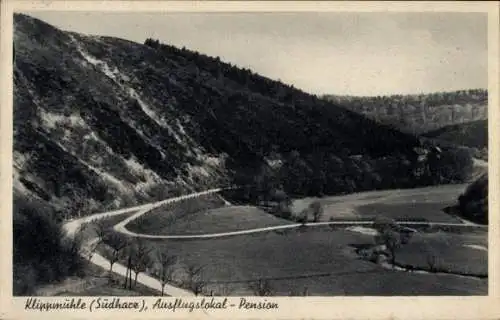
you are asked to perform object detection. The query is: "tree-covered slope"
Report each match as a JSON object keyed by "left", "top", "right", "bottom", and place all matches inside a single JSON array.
[{"left": 14, "top": 14, "right": 473, "bottom": 217}]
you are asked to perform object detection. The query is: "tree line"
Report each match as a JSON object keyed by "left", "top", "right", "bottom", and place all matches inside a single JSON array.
[
  {"left": 324, "top": 89, "right": 488, "bottom": 135},
  {"left": 227, "top": 144, "right": 473, "bottom": 212},
  {"left": 144, "top": 37, "right": 474, "bottom": 203}
]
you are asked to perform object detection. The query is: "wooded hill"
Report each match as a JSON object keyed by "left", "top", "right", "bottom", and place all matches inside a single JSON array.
[
  {"left": 324, "top": 90, "right": 487, "bottom": 135},
  {"left": 14, "top": 14, "right": 475, "bottom": 218}
]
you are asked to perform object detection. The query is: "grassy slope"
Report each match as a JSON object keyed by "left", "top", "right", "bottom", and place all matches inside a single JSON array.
[
  {"left": 140, "top": 205, "right": 291, "bottom": 235},
  {"left": 126, "top": 195, "right": 226, "bottom": 234}
]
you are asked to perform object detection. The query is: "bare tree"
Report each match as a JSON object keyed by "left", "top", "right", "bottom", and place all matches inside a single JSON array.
[
  {"left": 84, "top": 238, "right": 99, "bottom": 260},
  {"left": 103, "top": 232, "right": 128, "bottom": 274},
  {"left": 424, "top": 243, "right": 440, "bottom": 273},
  {"left": 124, "top": 245, "right": 134, "bottom": 290},
  {"left": 248, "top": 279, "right": 274, "bottom": 296},
  {"left": 373, "top": 216, "right": 398, "bottom": 233},
  {"left": 183, "top": 264, "right": 206, "bottom": 296},
  {"left": 153, "top": 249, "right": 178, "bottom": 296},
  {"left": 289, "top": 286, "right": 309, "bottom": 296},
  {"left": 130, "top": 239, "right": 153, "bottom": 287},
  {"left": 378, "top": 229, "right": 401, "bottom": 266},
  {"left": 63, "top": 224, "right": 86, "bottom": 257},
  {"left": 426, "top": 251, "right": 438, "bottom": 272},
  {"left": 310, "top": 201, "right": 323, "bottom": 222},
  {"left": 94, "top": 220, "right": 110, "bottom": 245}
]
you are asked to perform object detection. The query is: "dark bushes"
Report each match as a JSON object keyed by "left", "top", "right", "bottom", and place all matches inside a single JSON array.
[
  {"left": 13, "top": 194, "right": 84, "bottom": 295},
  {"left": 457, "top": 173, "right": 488, "bottom": 224}
]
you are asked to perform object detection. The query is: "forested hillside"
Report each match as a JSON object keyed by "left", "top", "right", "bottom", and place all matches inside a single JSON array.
[
  {"left": 324, "top": 90, "right": 487, "bottom": 135},
  {"left": 14, "top": 14, "right": 475, "bottom": 219},
  {"left": 13, "top": 13, "right": 480, "bottom": 295}
]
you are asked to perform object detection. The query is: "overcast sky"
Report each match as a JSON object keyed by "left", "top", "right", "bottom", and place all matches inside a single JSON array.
[{"left": 23, "top": 11, "right": 487, "bottom": 96}]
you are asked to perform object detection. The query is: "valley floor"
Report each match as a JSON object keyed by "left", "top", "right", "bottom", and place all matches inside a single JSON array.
[{"left": 51, "top": 183, "right": 487, "bottom": 297}]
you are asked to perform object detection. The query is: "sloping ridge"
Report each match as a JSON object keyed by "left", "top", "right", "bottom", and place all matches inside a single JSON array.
[{"left": 14, "top": 13, "right": 443, "bottom": 217}]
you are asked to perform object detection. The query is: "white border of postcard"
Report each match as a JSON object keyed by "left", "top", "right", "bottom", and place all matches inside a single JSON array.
[{"left": 1, "top": 1, "right": 499, "bottom": 319}]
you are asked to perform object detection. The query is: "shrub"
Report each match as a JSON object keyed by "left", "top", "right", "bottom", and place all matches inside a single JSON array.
[
  {"left": 310, "top": 201, "right": 323, "bottom": 222},
  {"left": 13, "top": 194, "right": 84, "bottom": 295},
  {"left": 248, "top": 279, "right": 274, "bottom": 296},
  {"left": 457, "top": 173, "right": 488, "bottom": 224}
]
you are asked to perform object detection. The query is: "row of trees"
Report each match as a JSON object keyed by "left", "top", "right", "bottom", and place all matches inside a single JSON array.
[
  {"left": 325, "top": 89, "right": 487, "bottom": 108},
  {"left": 87, "top": 215, "right": 322, "bottom": 296},
  {"left": 235, "top": 145, "right": 473, "bottom": 205},
  {"left": 143, "top": 37, "right": 474, "bottom": 199},
  {"left": 144, "top": 38, "right": 319, "bottom": 108},
  {"left": 89, "top": 222, "right": 181, "bottom": 296}
]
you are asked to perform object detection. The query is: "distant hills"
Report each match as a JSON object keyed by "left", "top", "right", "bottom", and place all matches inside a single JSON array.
[
  {"left": 323, "top": 90, "right": 487, "bottom": 135},
  {"left": 14, "top": 14, "right": 475, "bottom": 217}
]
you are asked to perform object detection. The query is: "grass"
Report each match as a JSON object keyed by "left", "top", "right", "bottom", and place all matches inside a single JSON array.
[
  {"left": 265, "top": 270, "right": 487, "bottom": 296},
  {"left": 35, "top": 261, "right": 162, "bottom": 296},
  {"left": 126, "top": 195, "right": 225, "bottom": 235},
  {"left": 126, "top": 195, "right": 290, "bottom": 235},
  {"left": 91, "top": 186, "right": 487, "bottom": 296},
  {"left": 138, "top": 227, "right": 487, "bottom": 296},
  {"left": 136, "top": 205, "right": 290, "bottom": 235},
  {"left": 293, "top": 184, "right": 468, "bottom": 223},
  {"left": 355, "top": 202, "right": 461, "bottom": 223},
  {"left": 394, "top": 231, "right": 487, "bottom": 276}
]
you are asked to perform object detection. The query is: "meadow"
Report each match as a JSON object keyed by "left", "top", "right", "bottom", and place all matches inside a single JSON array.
[
  {"left": 92, "top": 184, "right": 487, "bottom": 296},
  {"left": 126, "top": 196, "right": 291, "bottom": 235}
]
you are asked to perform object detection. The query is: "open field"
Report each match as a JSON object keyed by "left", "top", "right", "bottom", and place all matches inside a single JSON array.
[
  {"left": 143, "top": 205, "right": 290, "bottom": 235},
  {"left": 394, "top": 231, "right": 487, "bottom": 276},
  {"left": 264, "top": 270, "right": 486, "bottom": 296},
  {"left": 126, "top": 195, "right": 226, "bottom": 235},
  {"left": 355, "top": 203, "right": 461, "bottom": 223},
  {"left": 89, "top": 183, "right": 487, "bottom": 296},
  {"left": 136, "top": 227, "right": 487, "bottom": 296},
  {"left": 292, "top": 184, "right": 468, "bottom": 222},
  {"left": 126, "top": 195, "right": 290, "bottom": 235}
]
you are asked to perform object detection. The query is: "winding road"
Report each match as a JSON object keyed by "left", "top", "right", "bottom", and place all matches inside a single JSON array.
[{"left": 62, "top": 186, "right": 487, "bottom": 296}]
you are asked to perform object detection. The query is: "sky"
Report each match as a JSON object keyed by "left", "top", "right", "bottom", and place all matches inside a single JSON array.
[{"left": 23, "top": 11, "right": 488, "bottom": 96}]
